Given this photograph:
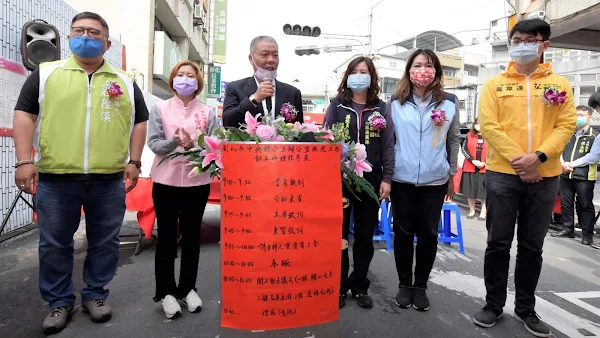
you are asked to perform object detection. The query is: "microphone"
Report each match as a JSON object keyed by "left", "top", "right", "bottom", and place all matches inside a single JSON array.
[{"left": 262, "top": 72, "right": 274, "bottom": 114}]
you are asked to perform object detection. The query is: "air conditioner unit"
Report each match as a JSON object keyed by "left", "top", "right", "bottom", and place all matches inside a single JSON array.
[
  {"left": 194, "top": 5, "right": 205, "bottom": 25},
  {"left": 527, "top": 11, "right": 546, "bottom": 20}
]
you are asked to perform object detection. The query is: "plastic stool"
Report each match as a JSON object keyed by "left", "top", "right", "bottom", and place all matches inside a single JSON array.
[
  {"left": 438, "top": 202, "right": 465, "bottom": 254},
  {"left": 348, "top": 198, "right": 394, "bottom": 251}
]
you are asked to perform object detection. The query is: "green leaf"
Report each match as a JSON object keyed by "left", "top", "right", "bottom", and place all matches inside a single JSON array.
[
  {"left": 342, "top": 177, "right": 362, "bottom": 202},
  {"left": 157, "top": 153, "right": 178, "bottom": 167},
  {"left": 197, "top": 133, "right": 205, "bottom": 148},
  {"left": 228, "top": 128, "right": 252, "bottom": 141}
]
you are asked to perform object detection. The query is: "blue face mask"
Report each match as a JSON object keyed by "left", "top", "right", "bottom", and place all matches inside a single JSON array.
[
  {"left": 509, "top": 43, "right": 540, "bottom": 65},
  {"left": 69, "top": 36, "right": 104, "bottom": 59},
  {"left": 576, "top": 116, "right": 589, "bottom": 128},
  {"left": 347, "top": 74, "right": 371, "bottom": 93}
]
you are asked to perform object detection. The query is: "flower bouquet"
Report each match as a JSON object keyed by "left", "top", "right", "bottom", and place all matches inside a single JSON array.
[{"left": 160, "top": 112, "right": 379, "bottom": 204}]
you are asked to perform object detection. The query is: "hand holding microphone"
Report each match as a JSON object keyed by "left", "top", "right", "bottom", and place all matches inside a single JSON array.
[{"left": 254, "top": 73, "right": 275, "bottom": 102}]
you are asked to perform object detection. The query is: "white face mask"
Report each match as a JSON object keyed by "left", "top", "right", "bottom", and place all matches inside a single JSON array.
[
  {"left": 474, "top": 124, "right": 480, "bottom": 132},
  {"left": 509, "top": 44, "right": 541, "bottom": 65}
]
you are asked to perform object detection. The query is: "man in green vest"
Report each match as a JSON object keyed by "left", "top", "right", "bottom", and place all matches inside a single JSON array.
[
  {"left": 555, "top": 105, "right": 597, "bottom": 245},
  {"left": 12, "top": 12, "right": 148, "bottom": 334}
]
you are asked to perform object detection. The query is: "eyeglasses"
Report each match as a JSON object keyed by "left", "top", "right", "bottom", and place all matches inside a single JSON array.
[
  {"left": 71, "top": 27, "right": 102, "bottom": 39},
  {"left": 510, "top": 38, "right": 545, "bottom": 46}
]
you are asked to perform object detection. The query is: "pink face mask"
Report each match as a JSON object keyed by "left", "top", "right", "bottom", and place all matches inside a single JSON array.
[{"left": 410, "top": 67, "right": 436, "bottom": 88}]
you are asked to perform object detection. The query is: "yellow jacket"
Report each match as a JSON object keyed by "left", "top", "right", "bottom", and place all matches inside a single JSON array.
[{"left": 478, "top": 62, "right": 576, "bottom": 177}]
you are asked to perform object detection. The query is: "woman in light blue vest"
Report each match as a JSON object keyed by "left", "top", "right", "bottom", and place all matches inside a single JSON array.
[{"left": 387, "top": 49, "right": 460, "bottom": 312}]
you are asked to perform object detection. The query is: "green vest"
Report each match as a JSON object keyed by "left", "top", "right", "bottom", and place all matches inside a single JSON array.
[
  {"left": 561, "top": 127, "right": 598, "bottom": 181},
  {"left": 36, "top": 56, "right": 135, "bottom": 174}
]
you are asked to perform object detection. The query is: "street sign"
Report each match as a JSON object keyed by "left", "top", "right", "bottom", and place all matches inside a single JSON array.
[
  {"left": 221, "top": 81, "right": 228, "bottom": 98},
  {"left": 208, "top": 66, "right": 221, "bottom": 98}
]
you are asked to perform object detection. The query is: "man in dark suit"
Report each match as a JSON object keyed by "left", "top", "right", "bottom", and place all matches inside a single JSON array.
[{"left": 223, "top": 36, "right": 304, "bottom": 128}]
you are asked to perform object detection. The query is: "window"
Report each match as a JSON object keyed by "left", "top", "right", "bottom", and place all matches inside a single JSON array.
[
  {"left": 443, "top": 67, "right": 457, "bottom": 77},
  {"left": 580, "top": 86, "right": 596, "bottom": 96},
  {"left": 564, "top": 75, "right": 576, "bottom": 82},
  {"left": 491, "top": 20, "right": 498, "bottom": 27},
  {"left": 464, "top": 65, "right": 479, "bottom": 77},
  {"left": 458, "top": 100, "right": 466, "bottom": 110},
  {"left": 382, "top": 77, "right": 399, "bottom": 94},
  {"left": 390, "top": 61, "right": 397, "bottom": 68},
  {"left": 302, "top": 104, "right": 315, "bottom": 113},
  {"left": 580, "top": 96, "right": 590, "bottom": 106},
  {"left": 581, "top": 74, "right": 597, "bottom": 82},
  {"left": 570, "top": 50, "right": 578, "bottom": 61}
]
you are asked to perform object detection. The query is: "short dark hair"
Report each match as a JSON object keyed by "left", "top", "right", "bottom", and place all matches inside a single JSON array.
[
  {"left": 589, "top": 91, "right": 600, "bottom": 109},
  {"left": 510, "top": 18, "right": 551, "bottom": 41},
  {"left": 72, "top": 12, "right": 110, "bottom": 37},
  {"left": 576, "top": 105, "right": 593, "bottom": 116}
]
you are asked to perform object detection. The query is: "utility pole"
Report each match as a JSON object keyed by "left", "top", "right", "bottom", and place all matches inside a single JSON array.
[{"left": 367, "top": 0, "right": 385, "bottom": 56}]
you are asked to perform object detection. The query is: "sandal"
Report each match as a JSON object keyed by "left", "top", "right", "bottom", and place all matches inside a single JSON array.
[{"left": 467, "top": 214, "right": 475, "bottom": 219}]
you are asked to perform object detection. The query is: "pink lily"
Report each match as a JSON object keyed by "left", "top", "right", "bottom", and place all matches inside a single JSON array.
[
  {"left": 353, "top": 159, "right": 372, "bottom": 177},
  {"left": 355, "top": 143, "right": 367, "bottom": 161},
  {"left": 318, "top": 129, "right": 334, "bottom": 141},
  {"left": 188, "top": 166, "right": 201, "bottom": 178},
  {"left": 301, "top": 122, "right": 320, "bottom": 133},
  {"left": 274, "top": 135, "right": 286, "bottom": 142},
  {"left": 244, "top": 112, "right": 260, "bottom": 135},
  {"left": 199, "top": 135, "right": 223, "bottom": 168},
  {"left": 293, "top": 122, "right": 302, "bottom": 131}
]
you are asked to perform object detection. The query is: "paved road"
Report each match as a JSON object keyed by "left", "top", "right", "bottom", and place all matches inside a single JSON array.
[{"left": 2, "top": 204, "right": 600, "bottom": 337}]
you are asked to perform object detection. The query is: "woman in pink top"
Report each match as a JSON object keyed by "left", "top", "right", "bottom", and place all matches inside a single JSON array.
[{"left": 146, "top": 60, "right": 218, "bottom": 319}]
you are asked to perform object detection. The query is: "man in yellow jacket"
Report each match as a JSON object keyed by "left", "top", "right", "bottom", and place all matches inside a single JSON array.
[{"left": 472, "top": 19, "right": 575, "bottom": 337}]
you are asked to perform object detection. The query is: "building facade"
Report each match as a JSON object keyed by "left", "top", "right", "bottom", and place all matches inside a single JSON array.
[
  {"left": 64, "top": 0, "right": 211, "bottom": 100},
  {"left": 479, "top": 13, "right": 600, "bottom": 124}
]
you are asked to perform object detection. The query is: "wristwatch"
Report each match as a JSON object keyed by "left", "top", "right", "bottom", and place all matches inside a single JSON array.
[
  {"left": 535, "top": 151, "right": 547, "bottom": 163},
  {"left": 128, "top": 160, "right": 141, "bottom": 168},
  {"left": 249, "top": 94, "right": 259, "bottom": 107}
]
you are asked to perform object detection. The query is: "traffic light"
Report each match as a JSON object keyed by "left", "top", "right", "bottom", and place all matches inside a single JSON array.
[
  {"left": 295, "top": 45, "right": 321, "bottom": 56},
  {"left": 283, "top": 24, "right": 321, "bottom": 37}
]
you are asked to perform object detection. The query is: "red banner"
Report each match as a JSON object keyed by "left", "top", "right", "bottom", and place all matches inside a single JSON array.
[{"left": 220, "top": 143, "right": 343, "bottom": 330}]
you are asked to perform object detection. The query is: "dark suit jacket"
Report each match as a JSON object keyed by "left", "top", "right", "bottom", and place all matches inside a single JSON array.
[{"left": 222, "top": 77, "right": 304, "bottom": 128}]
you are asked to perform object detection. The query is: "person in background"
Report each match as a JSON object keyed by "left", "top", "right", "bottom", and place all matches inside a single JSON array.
[
  {"left": 556, "top": 105, "right": 599, "bottom": 245},
  {"left": 323, "top": 56, "right": 394, "bottom": 310},
  {"left": 388, "top": 49, "right": 460, "bottom": 312},
  {"left": 474, "top": 19, "right": 575, "bottom": 337},
  {"left": 147, "top": 60, "right": 218, "bottom": 319},
  {"left": 223, "top": 36, "right": 303, "bottom": 127},
  {"left": 460, "top": 118, "right": 487, "bottom": 221},
  {"left": 12, "top": 12, "right": 148, "bottom": 334}
]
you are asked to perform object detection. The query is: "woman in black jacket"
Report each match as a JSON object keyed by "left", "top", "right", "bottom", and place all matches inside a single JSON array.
[{"left": 323, "top": 56, "right": 395, "bottom": 309}]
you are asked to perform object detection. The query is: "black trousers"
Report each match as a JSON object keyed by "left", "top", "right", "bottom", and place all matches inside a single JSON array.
[
  {"left": 391, "top": 181, "right": 447, "bottom": 289},
  {"left": 559, "top": 177, "right": 595, "bottom": 237},
  {"left": 152, "top": 182, "right": 210, "bottom": 301},
  {"left": 341, "top": 180, "right": 381, "bottom": 294},
  {"left": 484, "top": 171, "right": 558, "bottom": 313}
]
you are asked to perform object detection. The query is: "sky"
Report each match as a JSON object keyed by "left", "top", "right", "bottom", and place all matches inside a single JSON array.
[{"left": 219, "top": 0, "right": 508, "bottom": 83}]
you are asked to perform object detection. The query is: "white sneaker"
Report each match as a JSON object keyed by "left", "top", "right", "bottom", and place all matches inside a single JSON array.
[
  {"left": 161, "top": 295, "right": 182, "bottom": 319},
  {"left": 182, "top": 290, "right": 203, "bottom": 313}
]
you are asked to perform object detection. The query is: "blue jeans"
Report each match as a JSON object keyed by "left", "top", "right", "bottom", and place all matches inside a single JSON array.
[{"left": 37, "top": 179, "right": 126, "bottom": 308}]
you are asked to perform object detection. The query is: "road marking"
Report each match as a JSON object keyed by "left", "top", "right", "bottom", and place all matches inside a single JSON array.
[
  {"left": 555, "top": 291, "right": 600, "bottom": 317},
  {"left": 429, "top": 269, "right": 600, "bottom": 337}
]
